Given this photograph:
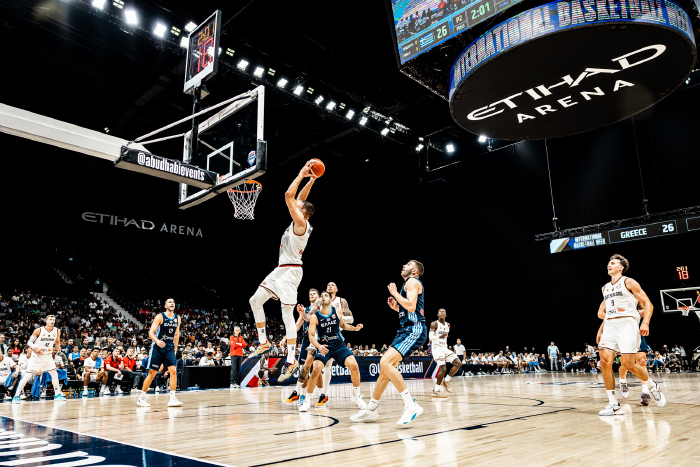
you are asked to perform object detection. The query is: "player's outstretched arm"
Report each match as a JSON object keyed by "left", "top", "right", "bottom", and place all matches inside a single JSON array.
[
  {"left": 338, "top": 313, "right": 362, "bottom": 331},
  {"left": 295, "top": 306, "right": 305, "bottom": 332},
  {"left": 388, "top": 278, "right": 420, "bottom": 312},
  {"left": 174, "top": 317, "right": 181, "bottom": 349},
  {"left": 340, "top": 298, "right": 354, "bottom": 324},
  {"left": 626, "top": 278, "right": 653, "bottom": 335},
  {"left": 285, "top": 161, "right": 313, "bottom": 233},
  {"left": 387, "top": 297, "right": 400, "bottom": 312},
  {"left": 307, "top": 315, "right": 327, "bottom": 354},
  {"left": 297, "top": 177, "right": 315, "bottom": 202},
  {"left": 428, "top": 321, "right": 439, "bottom": 343},
  {"left": 27, "top": 328, "right": 41, "bottom": 355}
]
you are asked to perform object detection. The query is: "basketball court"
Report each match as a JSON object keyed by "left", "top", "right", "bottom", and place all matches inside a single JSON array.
[
  {"left": 1, "top": 374, "right": 699, "bottom": 466},
  {"left": 1, "top": 0, "right": 700, "bottom": 466}
]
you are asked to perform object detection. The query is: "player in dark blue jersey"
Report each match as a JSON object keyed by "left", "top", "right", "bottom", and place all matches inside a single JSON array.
[
  {"left": 283, "top": 288, "right": 320, "bottom": 404},
  {"left": 300, "top": 291, "right": 366, "bottom": 412},
  {"left": 352, "top": 260, "right": 426, "bottom": 426},
  {"left": 137, "top": 298, "right": 182, "bottom": 408}
]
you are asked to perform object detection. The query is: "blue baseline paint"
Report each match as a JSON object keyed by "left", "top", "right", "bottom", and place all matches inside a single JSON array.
[
  {"left": 449, "top": 0, "right": 695, "bottom": 99},
  {"left": 0, "top": 416, "right": 224, "bottom": 467}
]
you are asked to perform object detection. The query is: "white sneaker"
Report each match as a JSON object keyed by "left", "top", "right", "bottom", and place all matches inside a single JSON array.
[
  {"left": 350, "top": 393, "right": 367, "bottom": 410},
  {"left": 116, "top": 387, "right": 124, "bottom": 394},
  {"left": 40, "top": 389, "right": 47, "bottom": 398},
  {"left": 155, "top": 387, "right": 160, "bottom": 393},
  {"left": 4, "top": 394, "right": 12, "bottom": 400},
  {"left": 299, "top": 399, "right": 311, "bottom": 412},
  {"left": 136, "top": 397, "right": 150, "bottom": 407},
  {"left": 647, "top": 380, "right": 666, "bottom": 407},
  {"left": 100, "top": 386, "right": 110, "bottom": 395},
  {"left": 82, "top": 389, "right": 89, "bottom": 397},
  {"left": 350, "top": 408, "right": 379, "bottom": 422},
  {"left": 230, "top": 384, "right": 237, "bottom": 389},
  {"left": 397, "top": 401, "right": 424, "bottom": 426},
  {"left": 168, "top": 396, "right": 183, "bottom": 407},
  {"left": 19, "top": 394, "right": 27, "bottom": 400},
  {"left": 620, "top": 382, "right": 629, "bottom": 399},
  {"left": 599, "top": 403, "right": 624, "bottom": 416}
]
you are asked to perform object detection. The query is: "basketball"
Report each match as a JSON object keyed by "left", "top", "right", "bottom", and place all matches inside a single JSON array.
[{"left": 310, "top": 159, "right": 325, "bottom": 178}]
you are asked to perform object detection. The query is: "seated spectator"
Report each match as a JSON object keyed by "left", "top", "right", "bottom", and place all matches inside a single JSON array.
[
  {"left": 0, "top": 351, "right": 17, "bottom": 398},
  {"left": 652, "top": 351, "right": 666, "bottom": 373},
  {"left": 68, "top": 346, "right": 80, "bottom": 362},
  {"left": 104, "top": 348, "right": 124, "bottom": 395},
  {"left": 199, "top": 351, "right": 215, "bottom": 366},
  {"left": 667, "top": 353, "right": 681, "bottom": 373},
  {"left": 82, "top": 348, "right": 108, "bottom": 396},
  {"left": 563, "top": 353, "right": 576, "bottom": 373}
]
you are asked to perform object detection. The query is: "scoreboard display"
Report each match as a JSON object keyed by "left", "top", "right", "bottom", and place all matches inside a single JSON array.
[
  {"left": 389, "top": 0, "right": 524, "bottom": 64},
  {"left": 183, "top": 10, "right": 222, "bottom": 95},
  {"left": 550, "top": 214, "right": 700, "bottom": 253}
]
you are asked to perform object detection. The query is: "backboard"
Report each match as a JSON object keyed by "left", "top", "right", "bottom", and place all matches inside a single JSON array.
[
  {"left": 660, "top": 286, "right": 700, "bottom": 313},
  {"left": 178, "top": 85, "right": 266, "bottom": 209}
]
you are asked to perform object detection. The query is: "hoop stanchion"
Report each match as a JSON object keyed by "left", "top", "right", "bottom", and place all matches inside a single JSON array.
[{"left": 226, "top": 180, "right": 262, "bottom": 220}]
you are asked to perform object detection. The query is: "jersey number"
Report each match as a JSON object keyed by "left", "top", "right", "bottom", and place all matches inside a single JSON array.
[{"left": 611, "top": 299, "right": 614, "bottom": 306}]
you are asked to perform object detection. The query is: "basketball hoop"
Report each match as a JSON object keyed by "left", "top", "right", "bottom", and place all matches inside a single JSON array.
[
  {"left": 680, "top": 306, "right": 691, "bottom": 316},
  {"left": 226, "top": 180, "right": 262, "bottom": 220}
]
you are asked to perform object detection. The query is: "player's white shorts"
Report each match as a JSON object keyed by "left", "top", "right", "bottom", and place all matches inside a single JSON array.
[
  {"left": 0, "top": 374, "right": 7, "bottom": 386},
  {"left": 25, "top": 354, "right": 57, "bottom": 374},
  {"left": 260, "top": 266, "right": 303, "bottom": 305},
  {"left": 599, "top": 317, "right": 641, "bottom": 354},
  {"left": 432, "top": 346, "right": 460, "bottom": 364}
]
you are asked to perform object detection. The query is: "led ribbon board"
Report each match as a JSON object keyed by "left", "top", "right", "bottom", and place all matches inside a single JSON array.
[{"left": 449, "top": 0, "right": 696, "bottom": 140}]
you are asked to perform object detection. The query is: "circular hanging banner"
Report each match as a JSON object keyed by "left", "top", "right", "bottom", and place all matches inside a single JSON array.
[{"left": 449, "top": 0, "right": 696, "bottom": 140}]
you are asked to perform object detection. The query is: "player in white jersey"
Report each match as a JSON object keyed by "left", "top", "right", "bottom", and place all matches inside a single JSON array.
[
  {"left": 0, "top": 352, "right": 17, "bottom": 396},
  {"left": 249, "top": 161, "right": 317, "bottom": 381},
  {"left": 430, "top": 308, "right": 462, "bottom": 397},
  {"left": 313, "top": 282, "right": 354, "bottom": 407},
  {"left": 13, "top": 315, "right": 66, "bottom": 403},
  {"left": 596, "top": 254, "right": 665, "bottom": 416}
]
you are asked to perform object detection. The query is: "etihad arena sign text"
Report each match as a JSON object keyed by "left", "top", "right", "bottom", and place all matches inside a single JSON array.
[{"left": 449, "top": 0, "right": 696, "bottom": 140}]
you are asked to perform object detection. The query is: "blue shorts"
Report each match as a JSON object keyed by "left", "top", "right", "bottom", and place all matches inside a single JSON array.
[
  {"left": 639, "top": 336, "right": 650, "bottom": 353},
  {"left": 314, "top": 344, "right": 353, "bottom": 367},
  {"left": 299, "top": 336, "right": 315, "bottom": 365},
  {"left": 149, "top": 345, "right": 177, "bottom": 370},
  {"left": 390, "top": 323, "right": 428, "bottom": 360}
]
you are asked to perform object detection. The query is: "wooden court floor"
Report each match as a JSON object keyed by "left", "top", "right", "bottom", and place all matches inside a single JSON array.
[{"left": 1, "top": 372, "right": 699, "bottom": 466}]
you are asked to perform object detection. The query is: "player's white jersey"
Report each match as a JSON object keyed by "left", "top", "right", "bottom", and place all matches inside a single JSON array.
[
  {"left": 331, "top": 296, "right": 343, "bottom": 315},
  {"left": 0, "top": 358, "right": 15, "bottom": 377},
  {"left": 34, "top": 327, "right": 58, "bottom": 355},
  {"left": 433, "top": 321, "right": 449, "bottom": 348},
  {"left": 278, "top": 221, "right": 312, "bottom": 266},
  {"left": 603, "top": 276, "right": 640, "bottom": 322}
]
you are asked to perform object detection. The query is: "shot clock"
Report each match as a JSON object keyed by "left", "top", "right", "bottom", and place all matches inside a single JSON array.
[
  {"left": 677, "top": 266, "right": 689, "bottom": 281},
  {"left": 183, "top": 10, "right": 222, "bottom": 95}
]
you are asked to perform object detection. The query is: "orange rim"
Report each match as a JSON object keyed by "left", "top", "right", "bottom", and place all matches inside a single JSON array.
[{"left": 227, "top": 180, "right": 262, "bottom": 193}]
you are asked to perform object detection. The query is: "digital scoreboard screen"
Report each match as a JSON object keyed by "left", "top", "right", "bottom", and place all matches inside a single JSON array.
[
  {"left": 550, "top": 214, "right": 700, "bottom": 253},
  {"left": 389, "top": 0, "right": 523, "bottom": 64},
  {"left": 183, "top": 10, "right": 222, "bottom": 95}
]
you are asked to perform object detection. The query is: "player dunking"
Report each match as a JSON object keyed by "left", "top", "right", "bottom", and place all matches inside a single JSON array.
[
  {"left": 137, "top": 298, "right": 182, "bottom": 408},
  {"left": 597, "top": 254, "right": 666, "bottom": 416},
  {"left": 13, "top": 315, "right": 66, "bottom": 403},
  {"left": 352, "top": 260, "right": 426, "bottom": 425},
  {"left": 313, "top": 281, "right": 355, "bottom": 407},
  {"left": 303, "top": 291, "right": 366, "bottom": 412},
  {"left": 430, "top": 308, "right": 462, "bottom": 397},
  {"left": 249, "top": 161, "right": 316, "bottom": 382}
]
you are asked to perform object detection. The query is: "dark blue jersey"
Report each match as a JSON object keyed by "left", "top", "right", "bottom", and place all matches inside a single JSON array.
[
  {"left": 156, "top": 312, "right": 178, "bottom": 348},
  {"left": 315, "top": 306, "right": 344, "bottom": 347},
  {"left": 302, "top": 306, "right": 312, "bottom": 338},
  {"left": 398, "top": 278, "right": 425, "bottom": 329}
]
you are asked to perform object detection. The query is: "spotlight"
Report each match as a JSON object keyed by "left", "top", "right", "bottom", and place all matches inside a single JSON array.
[
  {"left": 112, "top": 0, "right": 123, "bottom": 8},
  {"left": 339, "top": 103, "right": 346, "bottom": 109},
  {"left": 277, "top": 78, "right": 288, "bottom": 88},
  {"left": 446, "top": 144, "right": 455, "bottom": 153},
  {"left": 418, "top": 137, "right": 424, "bottom": 141},
  {"left": 686, "top": 78, "right": 691, "bottom": 84},
  {"left": 381, "top": 128, "right": 390, "bottom": 136},
  {"left": 180, "top": 37, "right": 188, "bottom": 48},
  {"left": 153, "top": 23, "right": 166, "bottom": 38},
  {"left": 293, "top": 86, "right": 304, "bottom": 95},
  {"left": 359, "top": 117, "right": 368, "bottom": 126},
  {"left": 478, "top": 135, "right": 487, "bottom": 143},
  {"left": 170, "top": 26, "right": 181, "bottom": 36},
  {"left": 92, "top": 0, "right": 106, "bottom": 10},
  {"left": 124, "top": 9, "right": 137, "bottom": 25},
  {"left": 346, "top": 110, "right": 354, "bottom": 119},
  {"left": 314, "top": 96, "right": 324, "bottom": 105},
  {"left": 326, "top": 101, "right": 336, "bottom": 111},
  {"left": 237, "top": 60, "right": 249, "bottom": 70},
  {"left": 184, "top": 22, "right": 197, "bottom": 33},
  {"left": 363, "top": 107, "right": 371, "bottom": 113},
  {"left": 253, "top": 67, "right": 264, "bottom": 77},
  {"left": 268, "top": 68, "right": 276, "bottom": 76},
  {"left": 225, "top": 48, "right": 234, "bottom": 57},
  {"left": 307, "top": 87, "right": 315, "bottom": 94},
  {"left": 416, "top": 144, "right": 424, "bottom": 151}
]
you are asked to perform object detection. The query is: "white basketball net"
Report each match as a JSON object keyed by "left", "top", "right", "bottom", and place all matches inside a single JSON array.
[{"left": 226, "top": 181, "right": 262, "bottom": 220}]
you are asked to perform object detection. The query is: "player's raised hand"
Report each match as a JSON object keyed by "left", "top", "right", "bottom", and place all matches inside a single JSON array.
[
  {"left": 387, "top": 297, "right": 399, "bottom": 311},
  {"left": 387, "top": 283, "right": 398, "bottom": 296},
  {"left": 639, "top": 322, "right": 649, "bottom": 336},
  {"left": 318, "top": 344, "right": 329, "bottom": 355},
  {"left": 299, "top": 160, "right": 314, "bottom": 177},
  {"left": 297, "top": 304, "right": 305, "bottom": 314},
  {"left": 355, "top": 324, "right": 364, "bottom": 331}
]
